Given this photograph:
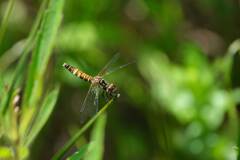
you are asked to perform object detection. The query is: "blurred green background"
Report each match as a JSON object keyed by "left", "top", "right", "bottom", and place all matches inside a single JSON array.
[{"left": 0, "top": 0, "right": 240, "bottom": 159}]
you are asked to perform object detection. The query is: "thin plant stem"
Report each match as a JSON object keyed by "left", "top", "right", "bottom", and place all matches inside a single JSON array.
[{"left": 51, "top": 99, "right": 113, "bottom": 160}]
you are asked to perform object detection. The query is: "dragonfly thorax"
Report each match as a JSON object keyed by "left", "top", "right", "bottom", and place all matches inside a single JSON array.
[
  {"left": 92, "top": 76, "right": 120, "bottom": 99},
  {"left": 91, "top": 76, "right": 103, "bottom": 84}
]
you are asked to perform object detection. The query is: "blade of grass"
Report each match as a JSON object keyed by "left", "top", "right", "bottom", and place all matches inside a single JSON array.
[
  {"left": 83, "top": 113, "right": 106, "bottom": 160},
  {"left": 67, "top": 144, "right": 89, "bottom": 160},
  {"left": 224, "top": 39, "right": 240, "bottom": 159},
  {"left": 224, "top": 39, "right": 240, "bottom": 87},
  {"left": 22, "top": 0, "right": 64, "bottom": 110},
  {"left": 0, "top": 0, "right": 16, "bottom": 46},
  {"left": 228, "top": 41, "right": 240, "bottom": 160},
  {"left": 24, "top": 86, "right": 60, "bottom": 147},
  {"left": 51, "top": 99, "right": 113, "bottom": 160},
  {"left": 0, "top": 0, "right": 49, "bottom": 114}
]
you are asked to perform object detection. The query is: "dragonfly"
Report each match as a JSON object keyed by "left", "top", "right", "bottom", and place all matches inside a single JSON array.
[{"left": 63, "top": 54, "right": 131, "bottom": 122}]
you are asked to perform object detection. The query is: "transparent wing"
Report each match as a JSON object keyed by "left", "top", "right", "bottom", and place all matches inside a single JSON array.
[
  {"left": 103, "top": 61, "right": 135, "bottom": 77},
  {"left": 80, "top": 84, "right": 100, "bottom": 123},
  {"left": 98, "top": 53, "right": 120, "bottom": 76},
  {"left": 80, "top": 83, "right": 95, "bottom": 113}
]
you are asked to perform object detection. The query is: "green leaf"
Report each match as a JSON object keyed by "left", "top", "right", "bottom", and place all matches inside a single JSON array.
[
  {"left": 22, "top": 0, "right": 64, "bottom": 109},
  {"left": 67, "top": 144, "right": 89, "bottom": 160},
  {"left": 83, "top": 113, "right": 107, "bottom": 160},
  {"left": 51, "top": 99, "right": 113, "bottom": 160},
  {"left": 23, "top": 86, "right": 60, "bottom": 147}
]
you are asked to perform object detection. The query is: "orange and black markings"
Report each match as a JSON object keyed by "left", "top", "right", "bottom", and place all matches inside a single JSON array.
[{"left": 63, "top": 63, "right": 93, "bottom": 82}]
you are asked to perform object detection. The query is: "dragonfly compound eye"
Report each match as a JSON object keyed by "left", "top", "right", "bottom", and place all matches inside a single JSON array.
[{"left": 106, "top": 84, "right": 120, "bottom": 98}]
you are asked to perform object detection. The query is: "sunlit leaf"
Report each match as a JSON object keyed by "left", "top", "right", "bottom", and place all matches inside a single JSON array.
[{"left": 0, "top": 146, "right": 12, "bottom": 159}]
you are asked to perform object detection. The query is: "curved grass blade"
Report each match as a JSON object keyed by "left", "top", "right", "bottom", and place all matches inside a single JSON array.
[
  {"left": 23, "top": 86, "right": 60, "bottom": 147},
  {"left": 83, "top": 113, "right": 106, "bottom": 160},
  {"left": 51, "top": 99, "right": 113, "bottom": 160}
]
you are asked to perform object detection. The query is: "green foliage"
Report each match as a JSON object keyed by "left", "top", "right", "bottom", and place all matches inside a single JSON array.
[
  {"left": 0, "top": 0, "right": 240, "bottom": 160},
  {"left": 66, "top": 114, "right": 107, "bottom": 160},
  {"left": 138, "top": 42, "right": 239, "bottom": 158},
  {"left": 52, "top": 100, "right": 113, "bottom": 160},
  {"left": 0, "top": 0, "right": 49, "bottom": 114},
  {"left": 0, "top": 0, "right": 63, "bottom": 159}
]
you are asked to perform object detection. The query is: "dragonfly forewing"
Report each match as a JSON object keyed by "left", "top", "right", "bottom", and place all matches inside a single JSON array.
[
  {"left": 98, "top": 53, "right": 120, "bottom": 76},
  {"left": 103, "top": 61, "right": 135, "bottom": 77}
]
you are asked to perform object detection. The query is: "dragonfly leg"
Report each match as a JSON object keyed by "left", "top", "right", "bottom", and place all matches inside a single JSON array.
[{"left": 104, "top": 91, "right": 111, "bottom": 102}]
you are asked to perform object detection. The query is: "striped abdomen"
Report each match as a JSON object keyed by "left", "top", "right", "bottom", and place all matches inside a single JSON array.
[{"left": 63, "top": 63, "right": 93, "bottom": 82}]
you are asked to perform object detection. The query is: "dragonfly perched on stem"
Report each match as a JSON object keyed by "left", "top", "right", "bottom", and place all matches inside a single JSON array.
[{"left": 63, "top": 53, "right": 132, "bottom": 122}]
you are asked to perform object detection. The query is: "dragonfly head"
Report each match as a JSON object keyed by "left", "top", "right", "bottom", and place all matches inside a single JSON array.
[
  {"left": 116, "top": 92, "right": 120, "bottom": 98},
  {"left": 112, "top": 88, "right": 120, "bottom": 98},
  {"left": 107, "top": 83, "right": 120, "bottom": 99}
]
